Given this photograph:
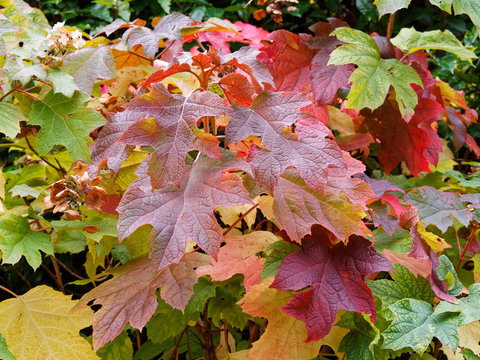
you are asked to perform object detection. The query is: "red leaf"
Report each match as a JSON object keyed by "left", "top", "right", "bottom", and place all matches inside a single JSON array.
[
  {"left": 258, "top": 30, "right": 316, "bottom": 92},
  {"left": 91, "top": 112, "right": 140, "bottom": 173},
  {"left": 358, "top": 99, "right": 436, "bottom": 176},
  {"left": 271, "top": 228, "right": 392, "bottom": 341},
  {"left": 120, "top": 83, "right": 228, "bottom": 188},
  {"left": 272, "top": 169, "right": 370, "bottom": 243},
  {"left": 116, "top": 152, "right": 253, "bottom": 270},
  {"left": 219, "top": 73, "right": 255, "bottom": 106},
  {"left": 74, "top": 253, "right": 208, "bottom": 350},
  {"left": 226, "top": 92, "right": 344, "bottom": 191},
  {"left": 140, "top": 63, "right": 191, "bottom": 89}
]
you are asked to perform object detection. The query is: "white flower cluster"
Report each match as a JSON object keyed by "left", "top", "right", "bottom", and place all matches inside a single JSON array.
[{"left": 46, "top": 22, "right": 86, "bottom": 52}]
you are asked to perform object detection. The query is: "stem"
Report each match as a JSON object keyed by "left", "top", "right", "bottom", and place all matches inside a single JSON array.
[
  {"left": 155, "top": 40, "right": 175, "bottom": 60},
  {"left": 0, "top": 284, "right": 18, "bottom": 298},
  {"left": 128, "top": 50, "right": 153, "bottom": 64},
  {"left": 41, "top": 263, "right": 65, "bottom": 292},
  {"left": 223, "top": 203, "right": 259, "bottom": 236},
  {"left": 168, "top": 328, "right": 187, "bottom": 360},
  {"left": 432, "top": 338, "right": 441, "bottom": 358},
  {"left": 15, "top": 88, "right": 40, "bottom": 101},
  {"left": 50, "top": 256, "right": 65, "bottom": 294},
  {"left": 386, "top": 13, "right": 396, "bottom": 39},
  {"left": 222, "top": 319, "right": 230, "bottom": 353},
  {"left": 136, "top": 329, "right": 142, "bottom": 349},
  {"left": 456, "top": 223, "right": 479, "bottom": 272},
  {"left": 21, "top": 125, "right": 67, "bottom": 175},
  {"left": 10, "top": 265, "right": 31, "bottom": 289},
  {"left": 185, "top": 328, "right": 192, "bottom": 360},
  {"left": 194, "top": 35, "right": 207, "bottom": 52},
  {"left": 0, "top": 84, "right": 20, "bottom": 102},
  {"left": 55, "top": 258, "right": 85, "bottom": 280},
  {"left": 34, "top": 78, "right": 53, "bottom": 87}
]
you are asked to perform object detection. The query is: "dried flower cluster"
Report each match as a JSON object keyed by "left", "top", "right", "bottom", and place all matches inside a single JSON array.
[
  {"left": 43, "top": 162, "right": 106, "bottom": 220},
  {"left": 46, "top": 22, "right": 86, "bottom": 53},
  {"left": 254, "top": 0, "right": 298, "bottom": 23}
]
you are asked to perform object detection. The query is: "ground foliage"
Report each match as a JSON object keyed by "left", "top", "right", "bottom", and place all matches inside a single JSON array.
[{"left": 1, "top": 0, "right": 480, "bottom": 359}]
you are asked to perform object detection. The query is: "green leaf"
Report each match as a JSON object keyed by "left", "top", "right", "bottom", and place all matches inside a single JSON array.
[
  {"left": 372, "top": 228, "right": 412, "bottom": 254},
  {"left": 436, "top": 255, "right": 463, "bottom": 296},
  {"left": 452, "top": 0, "right": 480, "bottom": 32},
  {"left": 209, "top": 275, "right": 250, "bottom": 329},
  {"left": 0, "top": 332, "right": 15, "bottom": 360},
  {"left": 261, "top": 240, "right": 300, "bottom": 280},
  {"left": 391, "top": 27, "right": 477, "bottom": 60},
  {"left": 157, "top": 0, "right": 171, "bottom": 13},
  {"left": 3, "top": 58, "right": 46, "bottom": 85},
  {"left": 429, "top": 0, "right": 453, "bottom": 12},
  {"left": 367, "top": 264, "right": 434, "bottom": 312},
  {"left": 328, "top": 27, "right": 422, "bottom": 117},
  {"left": 184, "top": 277, "right": 216, "bottom": 319},
  {"left": 0, "top": 103, "right": 25, "bottom": 138},
  {"left": 436, "top": 283, "right": 480, "bottom": 326},
  {"left": 338, "top": 312, "right": 380, "bottom": 360},
  {"left": 146, "top": 298, "right": 189, "bottom": 345},
  {"left": 46, "top": 69, "right": 80, "bottom": 98},
  {"left": 373, "top": 0, "right": 411, "bottom": 17},
  {"left": 383, "top": 299, "right": 461, "bottom": 353},
  {"left": 96, "top": 330, "right": 133, "bottom": 360},
  {"left": 0, "top": 213, "right": 53, "bottom": 269},
  {"left": 29, "top": 90, "right": 105, "bottom": 161},
  {"left": 461, "top": 348, "right": 480, "bottom": 360},
  {"left": 8, "top": 184, "right": 41, "bottom": 198},
  {"left": 51, "top": 217, "right": 117, "bottom": 242}
]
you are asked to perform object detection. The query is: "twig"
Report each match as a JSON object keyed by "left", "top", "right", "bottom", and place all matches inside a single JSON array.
[
  {"left": 128, "top": 50, "right": 153, "bottom": 63},
  {"left": 50, "top": 256, "right": 65, "bottom": 294},
  {"left": 0, "top": 86, "right": 18, "bottom": 102},
  {"left": 10, "top": 265, "right": 31, "bottom": 289},
  {"left": 168, "top": 328, "right": 187, "bottom": 360},
  {"left": 55, "top": 258, "right": 85, "bottom": 280},
  {"left": 386, "top": 13, "right": 396, "bottom": 39},
  {"left": 223, "top": 203, "right": 259, "bottom": 236},
  {"left": 21, "top": 126, "right": 67, "bottom": 175},
  {"left": 185, "top": 328, "right": 193, "bottom": 360},
  {"left": 136, "top": 329, "right": 142, "bottom": 349},
  {"left": 456, "top": 223, "right": 479, "bottom": 272},
  {"left": 0, "top": 284, "right": 18, "bottom": 298},
  {"left": 194, "top": 35, "right": 207, "bottom": 52},
  {"left": 223, "top": 319, "right": 230, "bottom": 353}
]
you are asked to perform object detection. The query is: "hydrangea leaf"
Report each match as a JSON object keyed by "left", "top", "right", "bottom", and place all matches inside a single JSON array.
[
  {"left": 435, "top": 255, "right": 463, "bottom": 297},
  {"left": 373, "top": 0, "right": 411, "bottom": 16},
  {"left": 367, "top": 264, "right": 434, "bottom": 311},
  {"left": 272, "top": 169, "right": 370, "bottom": 243},
  {"left": 226, "top": 92, "right": 345, "bottom": 192},
  {"left": 271, "top": 228, "right": 392, "bottom": 341},
  {"left": 391, "top": 28, "right": 477, "bottom": 60},
  {"left": 436, "top": 283, "right": 480, "bottom": 326},
  {"left": 328, "top": 27, "right": 422, "bottom": 117},
  {"left": 74, "top": 253, "right": 208, "bottom": 349},
  {"left": 63, "top": 45, "right": 116, "bottom": 95},
  {"left": 0, "top": 103, "right": 25, "bottom": 139},
  {"left": 261, "top": 240, "right": 300, "bottom": 280},
  {"left": 96, "top": 330, "right": 133, "bottom": 360},
  {"left": 0, "top": 285, "right": 98, "bottom": 360},
  {"left": 0, "top": 213, "right": 53, "bottom": 270},
  {"left": 404, "top": 186, "right": 472, "bottom": 232},
  {"left": 196, "top": 231, "right": 278, "bottom": 291},
  {"left": 117, "top": 153, "right": 253, "bottom": 270},
  {"left": 383, "top": 299, "right": 461, "bottom": 353},
  {"left": 120, "top": 83, "right": 228, "bottom": 189},
  {"left": 29, "top": 90, "right": 105, "bottom": 161},
  {"left": 46, "top": 68, "right": 80, "bottom": 98},
  {"left": 451, "top": 0, "right": 480, "bottom": 31},
  {"left": 442, "top": 322, "right": 480, "bottom": 360}
]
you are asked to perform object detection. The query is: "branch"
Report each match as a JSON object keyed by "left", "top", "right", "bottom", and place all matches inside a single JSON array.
[
  {"left": 223, "top": 203, "right": 259, "bottom": 236},
  {"left": 386, "top": 13, "right": 396, "bottom": 39}
]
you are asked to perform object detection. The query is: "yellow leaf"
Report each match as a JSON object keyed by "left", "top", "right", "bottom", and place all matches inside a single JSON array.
[
  {"left": 239, "top": 279, "right": 347, "bottom": 360},
  {"left": 441, "top": 321, "right": 480, "bottom": 359},
  {"left": 0, "top": 285, "right": 98, "bottom": 360},
  {"left": 417, "top": 222, "right": 451, "bottom": 253}
]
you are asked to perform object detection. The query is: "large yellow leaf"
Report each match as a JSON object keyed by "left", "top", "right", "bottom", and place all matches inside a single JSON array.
[
  {"left": 238, "top": 278, "right": 347, "bottom": 360},
  {"left": 0, "top": 285, "right": 99, "bottom": 360}
]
